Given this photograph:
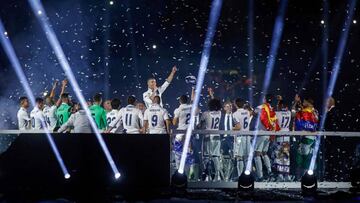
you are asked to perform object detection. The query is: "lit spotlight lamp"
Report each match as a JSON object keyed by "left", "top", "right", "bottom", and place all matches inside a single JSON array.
[
  {"left": 109, "top": 1, "right": 114, "bottom": 5},
  {"left": 353, "top": 19, "right": 357, "bottom": 24},
  {"left": 301, "top": 170, "right": 317, "bottom": 195},
  {"left": 152, "top": 44, "right": 157, "bottom": 49},
  {"left": 171, "top": 171, "right": 187, "bottom": 189},
  {"left": 238, "top": 170, "right": 254, "bottom": 192}
]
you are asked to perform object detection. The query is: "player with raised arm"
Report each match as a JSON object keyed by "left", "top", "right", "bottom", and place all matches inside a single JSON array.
[
  {"left": 43, "top": 80, "right": 61, "bottom": 131},
  {"left": 30, "top": 97, "right": 46, "bottom": 130},
  {"left": 143, "top": 66, "right": 177, "bottom": 108},
  {"left": 294, "top": 96, "right": 319, "bottom": 180},
  {"left": 17, "top": 96, "right": 31, "bottom": 131},
  {"left": 274, "top": 95, "right": 292, "bottom": 181},
  {"left": 143, "top": 96, "right": 171, "bottom": 134},
  {"left": 56, "top": 93, "right": 72, "bottom": 129},
  {"left": 89, "top": 93, "right": 107, "bottom": 130},
  {"left": 106, "top": 98, "right": 122, "bottom": 133},
  {"left": 232, "top": 98, "right": 252, "bottom": 177},
  {"left": 199, "top": 96, "right": 222, "bottom": 181},
  {"left": 254, "top": 94, "right": 280, "bottom": 181}
]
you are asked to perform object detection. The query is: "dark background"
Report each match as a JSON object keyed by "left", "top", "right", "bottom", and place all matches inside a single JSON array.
[{"left": 0, "top": 0, "right": 359, "bottom": 130}]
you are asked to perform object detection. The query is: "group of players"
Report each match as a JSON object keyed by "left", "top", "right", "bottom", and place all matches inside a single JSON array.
[{"left": 17, "top": 66, "right": 334, "bottom": 182}]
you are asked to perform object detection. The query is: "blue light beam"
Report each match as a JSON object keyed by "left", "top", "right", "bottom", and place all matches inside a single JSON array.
[
  {"left": 28, "top": 0, "right": 121, "bottom": 179},
  {"left": 247, "top": 0, "right": 255, "bottom": 105},
  {"left": 309, "top": 0, "right": 357, "bottom": 171},
  {"left": 178, "top": 0, "right": 223, "bottom": 174},
  {"left": 246, "top": 0, "right": 288, "bottom": 172},
  {"left": 0, "top": 19, "right": 70, "bottom": 179}
]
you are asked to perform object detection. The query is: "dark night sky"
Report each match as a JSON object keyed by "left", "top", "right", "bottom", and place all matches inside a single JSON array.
[{"left": 0, "top": 0, "right": 359, "bottom": 130}]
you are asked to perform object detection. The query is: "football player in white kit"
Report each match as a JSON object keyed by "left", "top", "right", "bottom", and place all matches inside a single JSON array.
[
  {"left": 199, "top": 98, "right": 222, "bottom": 181},
  {"left": 17, "top": 96, "right": 31, "bottom": 131},
  {"left": 43, "top": 80, "right": 61, "bottom": 131},
  {"left": 274, "top": 98, "right": 292, "bottom": 181},
  {"left": 143, "top": 96, "right": 171, "bottom": 134},
  {"left": 30, "top": 98, "right": 46, "bottom": 130},
  {"left": 172, "top": 95, "right": 193, "bottom": 174},
  {"left": 106, "top": 98, "right": 122, "bottom": 133},
  {"left": 232, "top": 98, "right": 252, "bottom": 176},
  {"left": 107, "top": 96, "right": 144, "bottom": 134},
  {"left": 254, "top": 94, "right": 280, "bottom": 181},
  {"left": 143, "top": 66, "right": 177, "bottom": 108}
]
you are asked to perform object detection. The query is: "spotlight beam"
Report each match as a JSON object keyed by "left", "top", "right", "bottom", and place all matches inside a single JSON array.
[
  {"left": 246, "top": 0, "right": 288, "bottom": 172},
  {"left": 0, "top": 19, "right": 70, "bottom": 179},
  {"left": 309, "top": 0, "right": 357, "bottom": 171},
  {"left": 178, "top": 0, "right": 223, "bottom": 174},
  {"left": 28, "top": 0, "right": 121, "bottom": 178},
  {"left": 247, "top": 0, "right": 254, "bottom": 105}
]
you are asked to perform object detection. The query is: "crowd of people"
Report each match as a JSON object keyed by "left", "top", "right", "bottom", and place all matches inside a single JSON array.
[{"left": 16, "top": 66, "right": 339, "bottom": 182}]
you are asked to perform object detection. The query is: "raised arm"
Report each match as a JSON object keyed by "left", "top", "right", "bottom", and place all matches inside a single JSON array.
[
  {"left": 207, "top": 87, "right": 215, "bottom": 99},
  {"left": 166, "top": 66, "right": 177, "bottom": 83},
  {"left": 56, "top": 79, "right": 68, "bottom": 107},
  {"left": 49, "top": 80, "right": 58, "bottom": 98}
]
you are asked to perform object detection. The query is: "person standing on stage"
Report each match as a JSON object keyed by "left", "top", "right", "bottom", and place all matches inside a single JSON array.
[
  {"left": 17, "top": 96, "right": 31, "bottom": 131},
  {"left": 143, "top": 66, "right": 177, "bottom": 108}
]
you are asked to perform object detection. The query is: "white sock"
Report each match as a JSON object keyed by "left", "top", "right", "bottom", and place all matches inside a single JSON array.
[
  {"left": 237, "top": 160, "right": 244, "bottom": 175},
  {"left": 262, "top": 154, "right": 272, "bottom": 173},
  {"left": 254, "top": 156, "right": 263, "bottom": 178}
]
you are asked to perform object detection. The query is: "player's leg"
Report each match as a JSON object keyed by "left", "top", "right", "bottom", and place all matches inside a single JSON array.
[
  {"left": 211, "top": 136, "right": 222, "bottom": 181},
  {"left": 202, "top": 136, "right": 211, "bottom": 181},
  {"left": 262, "top": 136, "right": 272, "bottom": 176},
  {"left": 254, "top": 136, "right": 265, "bottom": 180}
]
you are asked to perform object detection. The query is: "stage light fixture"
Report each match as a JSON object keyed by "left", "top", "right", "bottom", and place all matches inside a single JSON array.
[
  {"left": 320, "top": 20, "right": 325, "bottom": 24},
  {"left": 353, "top": 19, "right": 357, "bottom": 24},
  {"left": 171, "top": 171, "right": 187, "bottom": 189},
  {"left": 109, "top": 1, "right": 114, "bottom": 5},
  {"left": 238, "top": 170, "right": 255, "bottom": 192},
  {"left": 152, "top": 44, "right": 157, "bottom": 49},
  {"left": 115, "top": 172, "right": 121, "bottom": 179},
  {"left": 64, "top": 173, "right": 71, "bottom": 179},
  {"left": 301, "top": 170, "right": 317, "bottom": 196}
]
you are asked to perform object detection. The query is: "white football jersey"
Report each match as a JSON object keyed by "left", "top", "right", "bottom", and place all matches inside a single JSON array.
[
  {"left": 30, "top": 107, "right": 45, "bottom": 130},
  {"left": 173, "top": 103, "right": 192, "bottom": 130},
  {"left": 144, "top": 104, "right": 169, "bottom": 134},
  {"left": 276, "top": 110, "right": 291, "bottom": 131},
  {"left": 120, "top": 105, "right": 143, "bottom": 134},
  {"left": 17, "top": 107, "right": 31, "bottom": 130},
  {"left": 106, "top": 109, "right": 122, "bottom": 133},
  {"left": 276, "top": 110, "right": 291, "bottom": 142},
  {"left": 200, "top": 111, "right": 222, "bottom": 131},
  {"left": 233, "top": 108, "right": 251, "bottom": 131},
  {"left": 43, "top": 105, "right": 57, "bottom": 130},
  {"left": 57, "top": 110, "right": 92, "bottom": 133}
]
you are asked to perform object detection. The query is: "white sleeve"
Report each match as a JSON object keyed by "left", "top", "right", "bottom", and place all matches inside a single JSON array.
[
  {"left": 163, "top": 109, "right": 169, "bottom": 120},
  {"left": 233, "top": 114, "right": 240, "bottom": 124},
  {"left": 21, "top": 111, "right": 31, "bottom": 121},
  {"left": 143, "top": 91, "right": 153, "bottom": 108},
  {"left": 58, "top": 114, "right": 75, "bottom": 133},
  {"left": 143, "top": 109, "right": 149, "bottom": 121},
  {"left": 173, "top": 108, "right": 180, "bottom": 119},
  {"left": 159, "top": 81, "right": 170, "bottom": 94},
  {"left": 108, "top": 109, "right": 121, "bottom": 128}
]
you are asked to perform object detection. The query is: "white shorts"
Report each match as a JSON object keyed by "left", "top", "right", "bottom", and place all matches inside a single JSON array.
[
  {"left": 234, "top": 135, "right": 251, "bottom": 158},
  {"left": 255, "top": 136, "right": 270, "bottom": 153}
]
